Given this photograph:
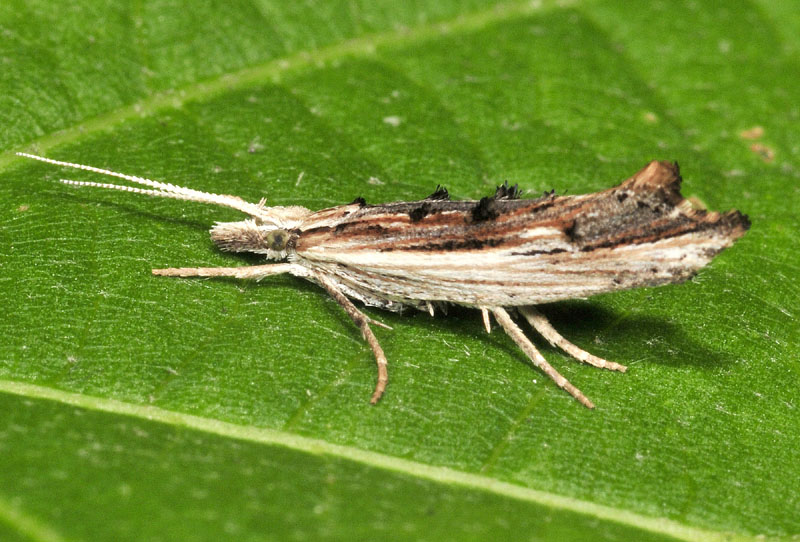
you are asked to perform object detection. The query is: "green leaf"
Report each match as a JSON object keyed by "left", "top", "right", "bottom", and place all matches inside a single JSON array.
[{"left": 1, "top": 1, "right": 797, "bottom": 540}]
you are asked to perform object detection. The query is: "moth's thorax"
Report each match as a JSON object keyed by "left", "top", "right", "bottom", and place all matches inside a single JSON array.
[{"left": 210, "top": 219, "right": 296, "bottom": 259}]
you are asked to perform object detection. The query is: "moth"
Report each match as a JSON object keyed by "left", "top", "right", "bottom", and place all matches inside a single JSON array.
[{"left": 18, "top": 153, "right": 750, "bottom": 408}]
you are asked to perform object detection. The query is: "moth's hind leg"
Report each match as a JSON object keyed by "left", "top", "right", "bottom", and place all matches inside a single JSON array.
[
  {"left": 492, "top": 307, "right": 594, "bottom": 409},
  {"left": 519, "top": 306, "right": 626, "bottom": 372},
  {"left": 314, "top": 272, "right": 389, "bottom": 404},
  {"left": 152, "top": 263, "right": 296, "bottom": 280}
]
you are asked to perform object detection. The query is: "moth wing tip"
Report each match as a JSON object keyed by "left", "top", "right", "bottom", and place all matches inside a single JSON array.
[
  {"left": 630, "top": 160, "right": 682, "bottom": 190},
  {"left": 722, "top": 209, "right": 751, "bottom": 237}
]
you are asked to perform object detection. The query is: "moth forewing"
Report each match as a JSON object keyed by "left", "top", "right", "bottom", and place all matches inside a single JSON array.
[
  {"left": 17, "top": 153, "right": 750, "bottom": 408},
  {"left": 292, "top": 161, "right": 748, "bottom": 308}
]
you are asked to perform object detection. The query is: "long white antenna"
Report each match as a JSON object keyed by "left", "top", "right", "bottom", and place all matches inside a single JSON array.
[{"left": 16, "top": 152, "right": 272, "bottom": 220}]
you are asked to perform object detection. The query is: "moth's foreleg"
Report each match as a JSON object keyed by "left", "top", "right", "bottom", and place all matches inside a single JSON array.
[
  {"left": 315, "top": 272, "right": 389, "bottom": 404},
  {"left": 152, "top": 263, "right": 296, "bottom": 280},
  {"left": 491, "top": 307, "right": 594, "bottom": 409},
  {"left": 519, "top": 307, "right": 627, "bottom": 372}
]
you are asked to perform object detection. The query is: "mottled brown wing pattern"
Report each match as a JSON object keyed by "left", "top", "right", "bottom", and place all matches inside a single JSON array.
[{"left": 294, "top": 161, "right": 749, "bottom": 309}]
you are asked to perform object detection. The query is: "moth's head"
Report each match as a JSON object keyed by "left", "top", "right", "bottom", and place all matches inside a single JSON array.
[
  {"left": 210, "top": 204, "right": 310, "bottom": 259},
  {"left": 211, "top": 219, "right": 294, "bottom": 259}
]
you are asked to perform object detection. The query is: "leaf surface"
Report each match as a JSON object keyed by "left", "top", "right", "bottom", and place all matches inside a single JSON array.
[{"left": 1, "top": 1, "right": 797, "bottom": 540}]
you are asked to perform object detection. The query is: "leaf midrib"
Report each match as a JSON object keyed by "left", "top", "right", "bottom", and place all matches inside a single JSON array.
[{"left": 0, "top": 379, "right": 760, "bottom": 542}]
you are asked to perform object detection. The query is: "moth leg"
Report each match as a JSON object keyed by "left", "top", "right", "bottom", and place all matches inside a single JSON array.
[
  {"left": 519, "top": 306, "right": 626, "bottom": 372},
  {"left": 492, "top": 307, "right": 594, "bottom": 409},
  {"left": 152, "top": 263, "right": 295, "bottom": 280},
  {"left": 314, "top": 272, "right": 389, "bottom": 405},
  {"left": 480, "top": 307, "right": 492, "bottom": 334}
]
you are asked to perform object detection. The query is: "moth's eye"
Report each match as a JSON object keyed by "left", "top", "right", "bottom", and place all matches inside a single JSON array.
[{"left": 266, "top": 229, "right": 289, "bottom": 251}]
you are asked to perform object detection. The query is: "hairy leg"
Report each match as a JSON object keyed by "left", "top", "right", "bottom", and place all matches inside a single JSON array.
[
  {"left": 315, "top": 272, "right": 389, "bottom": 404},
  {"left": 152, "top": 263, "right": 296, "bottom": 280},
  {"left": 492, "top": 307, "right": 594, "bottom": 409},
  {"left": 520, "top": 306, "right": 626, "bottom": 372}
]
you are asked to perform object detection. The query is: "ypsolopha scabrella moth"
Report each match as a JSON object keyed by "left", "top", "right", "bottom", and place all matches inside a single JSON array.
[{"left": 18, "top": 153, "right": 749, "bottom": 408}]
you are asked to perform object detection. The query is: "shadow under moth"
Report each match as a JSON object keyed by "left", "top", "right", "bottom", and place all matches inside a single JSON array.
[{"left": 18, "top": 153, "right": 750, "bottom": 408}]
